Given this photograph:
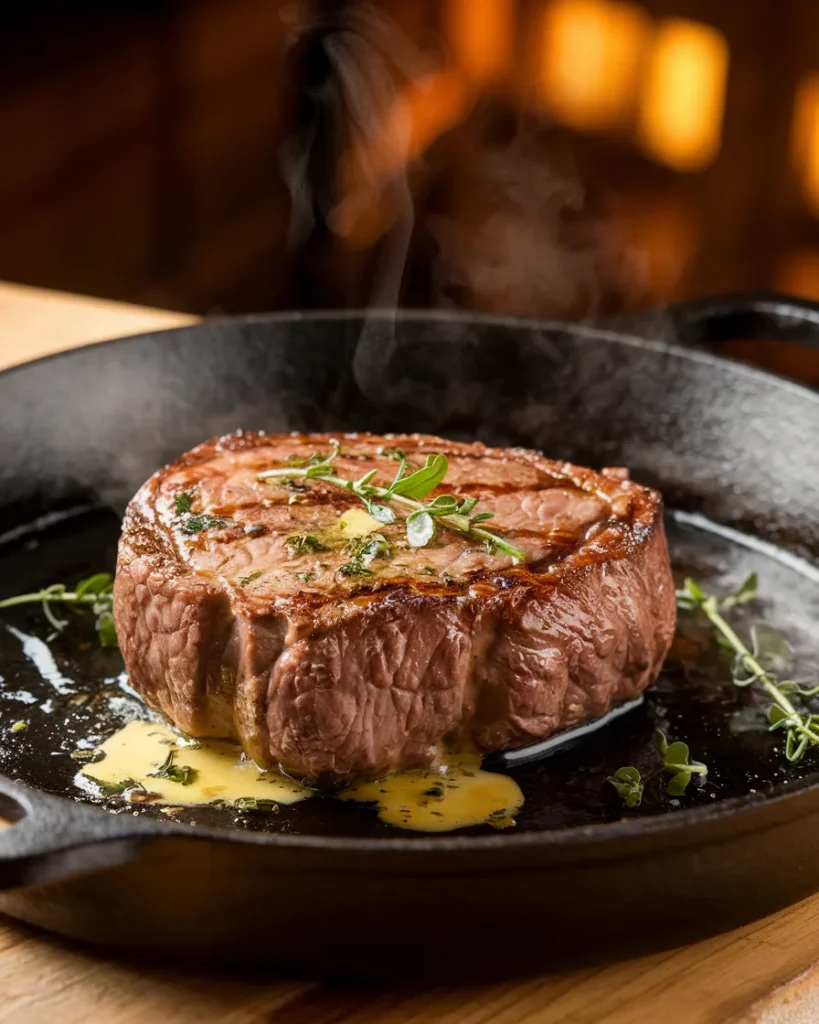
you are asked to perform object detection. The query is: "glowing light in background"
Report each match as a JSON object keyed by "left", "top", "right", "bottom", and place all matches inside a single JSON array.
[
  {"left": 638, "top": 18, "right": 729, "bottom": 172},
  {"left": 444, "top": 0, "right": 515, "bottom": 84},
  {"left": 790, "top": 73, "right": 819, "bottom": 217},
  {"left": 330, "top": 71, "right": 472, "bottom": 247},
  {"left": 537, "top": 0, "right": 651, "bottom": 132},
  {"left": 775, "top": 247, "right": 819, "bottom": 300}
]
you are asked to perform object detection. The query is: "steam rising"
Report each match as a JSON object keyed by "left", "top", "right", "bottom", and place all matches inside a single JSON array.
[{"left": 280, "top": 3, "right": 648, "bottom": 418}]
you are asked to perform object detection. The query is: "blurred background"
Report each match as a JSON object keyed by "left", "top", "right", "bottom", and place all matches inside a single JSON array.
[{"left": 3, "top": 0, "right": 819, "bottom": 377}]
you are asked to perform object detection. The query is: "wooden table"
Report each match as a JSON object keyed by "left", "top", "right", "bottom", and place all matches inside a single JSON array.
[{"left": 1, "top": 281, "right": 819, "bottom": 1024}]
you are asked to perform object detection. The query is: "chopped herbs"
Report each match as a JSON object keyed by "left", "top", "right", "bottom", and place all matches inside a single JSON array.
[
  {"left": 233, "top": 797, "right": 280, "bottom": 812},
  {"left": 296, "top": 572, "right": 315, "bottom": 584},
  {"left": 98, "top": 778, "right": 145, "bottom": 798},
  {"left": 258, "top": 441, "right": 525, "bottom": 563},
  {"left": 606, "top": 766, "right": 643, "bottom": 808},
  {"left": 237, "top": 571, "right": 263, "bottom": 587},
  {"left": 656, "top": 729, "right": 708, "bottom": 795},
  {"left": 285, "top": 534, "right": 328, "bottom": 556},
  {"left": 338, "top": 533, "right": 391, "bottom": 579},
  {"left": 174, "top": 491, "right": 194, "bottom": 515},
  {"left": 337, "top": 559, "right": 374, "bottom": 579},
  {"left": 181, "top": 515, "right": 233, "bottom": 535},
  {"left": 147, "top": 749, "right": 196, "bottom": 785},
  {"left": 378, "top": 446, "right": 407, "bottom": 461},
  {"left": 10, "top": 721, "right": 28, "bottom": 734},
  {"left": 71, "top": 748, "right": 105, "bottom": 763},
  {"left": 0, "top": 572, "right": 117, "bottom": 648},
  {"left": 678, "top": 574, "right": 819, "bottom": 763}
]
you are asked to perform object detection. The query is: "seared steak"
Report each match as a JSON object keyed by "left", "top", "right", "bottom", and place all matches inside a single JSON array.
[{"left": 114, "top": 432, "right": 676, "bottom": 783}]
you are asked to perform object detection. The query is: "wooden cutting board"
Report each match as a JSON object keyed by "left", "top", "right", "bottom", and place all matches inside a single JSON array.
[{"left": 1, "top": 280, "right": 818, "bottom": 1024}]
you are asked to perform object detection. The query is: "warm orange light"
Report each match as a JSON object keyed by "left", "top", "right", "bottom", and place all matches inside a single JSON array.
[
  {"left": 444, "top": 0, "right": 515, "bottom": 84},
  {"left": 775, "top": 248, "right": 819, "bottom": 300},
  {"left": 538, "top": 0, "right": 651, "bottom": 131},
  {"left": 638, "top": 18, "right": 729, "bottom": 172},
  {"left": 330, "top": 71, "right": 472, "bottom": 247},
  {"left": 791, "top": 73, "right": 819, "bottom": 217}
]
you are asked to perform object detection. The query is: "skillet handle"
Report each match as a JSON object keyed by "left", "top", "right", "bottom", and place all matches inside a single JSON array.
[
  {"left": 0, "top": 777, "right": 162, "bottom": 890},
  {"left": 610, "top": 291, "right": 819, "bottom": 349}
]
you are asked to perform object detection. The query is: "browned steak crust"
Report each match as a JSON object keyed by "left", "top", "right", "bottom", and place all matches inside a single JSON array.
[{"left": 113, "top": 432, "right": 676, "bottom": 783}]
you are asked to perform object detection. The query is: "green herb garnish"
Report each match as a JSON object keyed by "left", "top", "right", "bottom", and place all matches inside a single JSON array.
[
  {"left": 147, "top": 749, "right": 196, "bottom": 785},
  {"left": 174, "top": 491, "right": 194, "bottom": 515},
  {"left": 98, "top": 778, "right": 145, "bottom": 798},
  {"left": 338, "top": 533, "right": 391, "bottom": 579},
  {"left": 296, "top": 571, "right": 315, "bottom": 584},
  {"left": 237, "top": 571, "right": 263, "bottom": 586},
  {"left": 285, "top": 534, "right": 328, "bottom": 557},
  {"left": 678, "top": 573, "right": 819, "bottom": 763},
  {"left": 71, "top": 748, "right": 104, "bottom": 763},
  {"left": 656, "top": 729, "right": 708, "bottom": 795},
  {"left": 379, "top": 447, "right": 407, "bottom": 461},
  {"left": 606, "top": 766, "right": 643, "bottom": 808},
  {"left": 258, "top": 442, "right": 525, "bottom": 563},
  {"left": 0, "top": 572, "right": 117, "bottom": 648},
  {"left": 181, "top": 515, "right": 233, "bottom": 535},
  {"left": 10, "top": 721, "right": 28, "bottom": 734}
]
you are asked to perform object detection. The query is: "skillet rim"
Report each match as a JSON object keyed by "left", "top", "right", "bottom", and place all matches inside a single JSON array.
[{"left": 2, "top": 306, "right": 819, "bottom": 856}]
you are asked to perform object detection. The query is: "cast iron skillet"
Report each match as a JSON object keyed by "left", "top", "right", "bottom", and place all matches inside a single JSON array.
[{"left": 1, "top": 293, "right": 819, "bottom": 977}]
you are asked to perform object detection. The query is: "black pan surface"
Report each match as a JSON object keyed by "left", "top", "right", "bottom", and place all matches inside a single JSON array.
[{"left": 1, "top": 296, "right": 819, "bottom": 974}]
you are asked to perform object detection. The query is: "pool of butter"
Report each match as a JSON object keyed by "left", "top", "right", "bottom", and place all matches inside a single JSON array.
[{"left": 80, "top": 721, "right": 524, "bottom": 832}]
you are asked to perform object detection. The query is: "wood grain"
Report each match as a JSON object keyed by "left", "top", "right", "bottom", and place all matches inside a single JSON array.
[{"left": 1, "top": 281, "right": 818, "bottom": 1024}]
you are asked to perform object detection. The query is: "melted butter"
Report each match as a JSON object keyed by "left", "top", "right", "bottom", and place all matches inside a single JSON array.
[
  {"left": 81, "top": 721, "right": 312, "bottom": 807},
  {"left": 78, "top": 721, "right": 524, "bottom": 831},
  {"left": 336, "top": 507, "right": 384, "bottom": 538},
  {"left": 338, "top": 749, "right": 524, "bottom": 832}
]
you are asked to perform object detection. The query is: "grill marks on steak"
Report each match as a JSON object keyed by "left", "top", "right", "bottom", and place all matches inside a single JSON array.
[{"left": 113, "top": 432, "right": 676, "bottom": 783}]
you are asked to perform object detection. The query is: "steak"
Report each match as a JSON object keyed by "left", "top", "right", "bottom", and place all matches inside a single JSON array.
[{"left": 113, "top": 432, "right": 676, "bottom": 784}]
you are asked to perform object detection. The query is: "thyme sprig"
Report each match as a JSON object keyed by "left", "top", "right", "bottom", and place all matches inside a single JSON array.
[
  {"left": 656, "top": 729, "right": 708, "bottom": 795},
  {"left": 258, "top": 441, "right": 525, "bottom": 563},
  {"left": 677, "top": 574, "right": 819, "bottom": 763},
  {"left": 0, "top": 572, "right": 117, "bottom": 647}
]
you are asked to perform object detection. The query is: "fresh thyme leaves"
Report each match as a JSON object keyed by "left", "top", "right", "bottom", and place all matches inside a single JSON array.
[
  {"left": 406, "top": 510, "right": 436, "bottom": 547},
  {"left": 258, "top": 442, "right": 525, "bottom": 563},
  {"left": 285, "top": 534, "right": 328, "bottom": 557},
  {"left": 237, "top": 571, "right": 263, "bottom": 586},
  {"left": 677, "top": 574, "right": 819, "bottom": 763},
  {"left": 0, "top": 572, "right": 117, "bottom": 648},
  {"left": 606, "top": 766, "right": 643, "bottom": 808},
  {"left": 181, "top": 515, "right": 233, "bottom": 535},
  {"left": 390, "top": 454, "right": 449, "bottom": 501},
  {"left": 174, "top": 491, "right": 194, "bottom": 515},
  {"left": 147, "top": 749, "right": 196, "bottom": 785},
  {"left": 656, "top": 729, "right": 708, "bottom": 795},
  {"left": 296, "top": 571, "right": 315, "bottom": 584}
]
